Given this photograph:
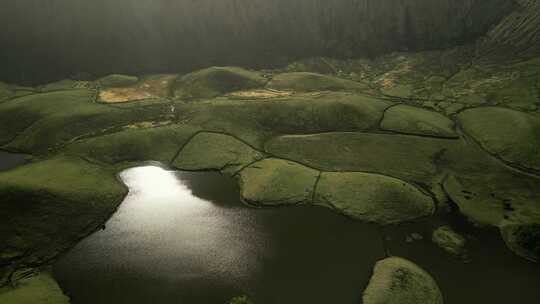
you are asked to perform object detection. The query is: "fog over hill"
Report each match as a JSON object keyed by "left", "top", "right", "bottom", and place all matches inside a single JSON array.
[{"left": 0, "top": 0, "right": 518, "bottom": 84}]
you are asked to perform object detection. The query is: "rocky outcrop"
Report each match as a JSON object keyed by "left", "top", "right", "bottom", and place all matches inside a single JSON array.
[
  {"left": 483, "top": 0, "right": 540, "bottom": 59},
  {"left": 363, "top": 257, "right": 443, "bottom": 304},
  {"left": 432, "top": 226, "right": 466, "bottom": 256}
]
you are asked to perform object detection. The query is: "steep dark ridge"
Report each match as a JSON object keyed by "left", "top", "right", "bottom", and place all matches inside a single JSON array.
[
  {"left": 0, "top": 0, "right": 514, "bottom": 84},
  {"left": 479, "top": 0, "right": 540, "bottom": 61}
]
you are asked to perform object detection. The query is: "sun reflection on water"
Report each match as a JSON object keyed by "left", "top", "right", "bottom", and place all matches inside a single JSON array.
[
  {"left": 120, "top": 166, "right": 208, "bottom": 205},
  {"left": 53, "top": 165, "right": 389, "bottom": 304},
  {"left": 79, "top": 166, "right": 260, "bottom": 282}
]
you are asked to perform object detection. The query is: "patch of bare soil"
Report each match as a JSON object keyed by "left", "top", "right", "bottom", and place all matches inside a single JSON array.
[{"left": 99, "top": 75, "right": 177, "bottom": 103}]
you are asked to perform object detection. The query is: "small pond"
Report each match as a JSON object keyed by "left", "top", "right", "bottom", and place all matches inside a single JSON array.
[
  {"left": 52, "top": 164, "right": 540, "bottom": 304},
  {"left": 53, "top": 165, "right": 384, "bottom": 304}
]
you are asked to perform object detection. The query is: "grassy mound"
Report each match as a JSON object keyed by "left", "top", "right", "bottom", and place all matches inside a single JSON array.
[
  {"left": 381, "top": 84, "right": 414, "bottom": 99},
  {"left": 174, "top": 67, "right": 266, "bottom": 99},
  {"left": 314, "top": 172, "right": 435, "bottom": 224},
  {"left": 1, "top": 62, "right": 539, "bottom": 271},
  {"left": 267, "top": 72, "right": 368, "bottom": 92},
  {"left": 443, "top": 170, "right": 540, "bottom": 227},
  {"left": 40, "top": 80, "right": 78, "bottom": 92},
  {"left": 458, "top": 107, "right": 540, "bottom": 172},
  {"left": 363, "top": 257, "right": 443, "bottom": 304},
  {"left": 0, "top": 90, "right": 95, "bottom": 147},
  {"left": 172, "top": 132, "right": 265, "bottom": 175},
  {"left": 0, "top": 82, "right": 14, "bottom": 102},
  {"left": 229, "top": 295, "right": 254, "bottom": 304},
  {"left": 381, "top": 105, "right": 457, "bottom": 138},
  {"left": 98, "top": 74, "right": 139, "bottom": 88},
  {"left": 0, "top": 156, "right": 126, "bottom": 281},
  {"left": 501, "top": 224, "right": 540, "bottom": 263},
  {"left": 0, "top": 90, "right": 170, "bottom": 153},
  {"left": 265, "top": 132, "right": 453, "bottom": 181},
  {"left": 178, "top": 93, "right": 390, "bottom": 148},
  {"left": 238, "top": 158, "right": 319, "bottom": 206},
  {"left": 0, "top": 271, "right": 70, "bottom": 304},
  {"left": 66, "top": 124, "right": 201, "bottom": 164}
]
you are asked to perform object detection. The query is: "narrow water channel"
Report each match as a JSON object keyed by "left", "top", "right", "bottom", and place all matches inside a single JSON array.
[
  {"left": 0, "top": 150, "right": 26, "bottom": 171},
  {"left": 53, "top": 165, "right": 385, "bottom": 304}
]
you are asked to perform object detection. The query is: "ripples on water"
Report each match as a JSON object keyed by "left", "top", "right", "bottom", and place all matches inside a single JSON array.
[
  {"left": 52, "top": 165, "right": 540, "bottom": 304},
  {"left": 53, "top": 165, "right": 384, "bottom": 304},
  {"left": 0, "top": 156, "right": 534, "bottom": 304}
]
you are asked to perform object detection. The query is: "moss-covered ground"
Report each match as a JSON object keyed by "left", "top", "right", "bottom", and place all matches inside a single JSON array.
[
  {"left": 0, "top": 156, "right": 127, "bottom": 287},
  {"left": 173, "top": 67, "right": 267, "bottom": 100},
  {"left": 1, "top": 46, "right": 540, "bottom": 302},
  {"left": 0, "top": 269, "right": 70, "bottom": 304},
  {"left": 362, "top": 257, "right": 443, "bottom": 304}
]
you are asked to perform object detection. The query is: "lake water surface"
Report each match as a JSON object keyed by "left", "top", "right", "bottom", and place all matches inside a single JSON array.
[
  {"left": 52, "top": 164, "right": 540, "bottom": 304},
  {"left": 0, "top": 150, "right": 26, "bottom": 171},
  {"left": 53, "top": 165, "right": 384, "bottom": 304}
]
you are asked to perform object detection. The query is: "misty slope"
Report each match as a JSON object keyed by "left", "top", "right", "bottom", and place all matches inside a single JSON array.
[
  {"left": 0, "top": 0, "right": 513, "bottom": 83},
  {"left": 481, "top": 0, "right": 540, "bottom": 59}
]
